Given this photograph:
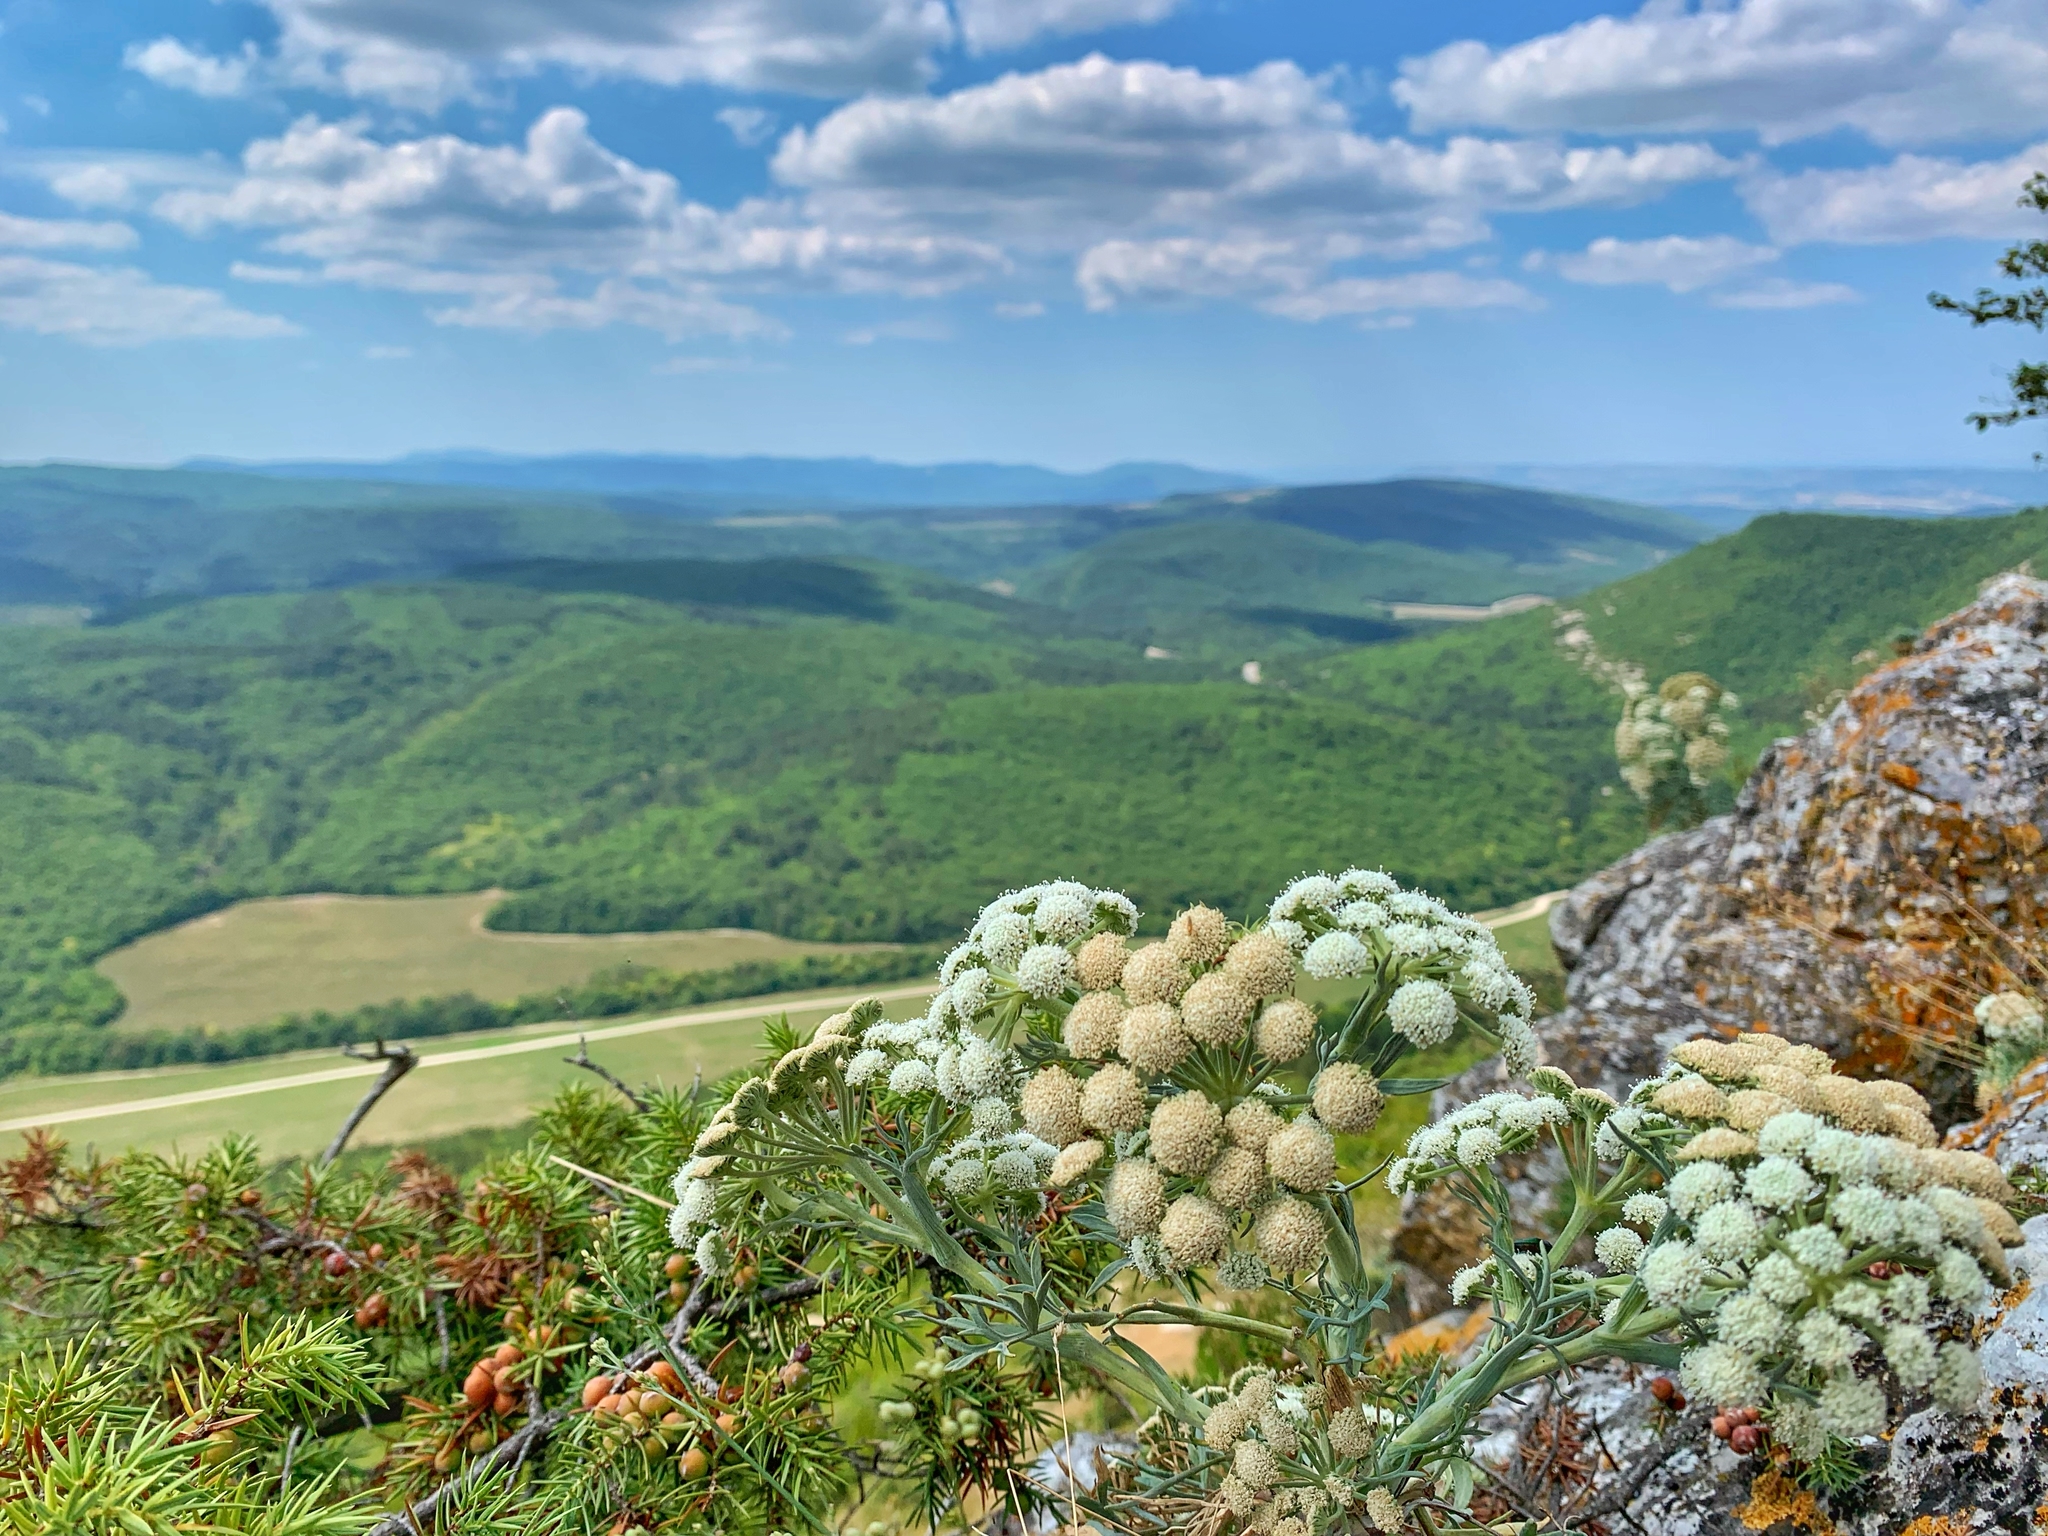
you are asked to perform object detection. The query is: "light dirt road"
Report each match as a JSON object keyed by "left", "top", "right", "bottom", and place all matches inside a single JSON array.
[
  {"left": 0, "top": 984, "right": 934, "bottom": 1135},
  {"left": 7, "top": 889, "right": 1566, "bottom": 1141}
]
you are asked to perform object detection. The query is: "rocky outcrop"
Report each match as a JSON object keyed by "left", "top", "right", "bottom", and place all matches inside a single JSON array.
[
  {"left": 1525, "top": 570, "right": 2048, "bottom": 1124},
  {"left": 1413, "top": 573, "right": 2048, "bottom": 1533},
  {"left": 1460, "top": 1070, "right": 2048, "bottom": 1536}
]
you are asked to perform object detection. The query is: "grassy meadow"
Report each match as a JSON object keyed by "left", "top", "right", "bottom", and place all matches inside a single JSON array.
[
  {"left": 3, "top": 984, "right": 933, "bottom": 1161},
  {"left": 4, "top": 907, "right": 1562, "bottom": 1164},
  {"left": 97, "top": 889, "right": 884, "bottom": 1031}
]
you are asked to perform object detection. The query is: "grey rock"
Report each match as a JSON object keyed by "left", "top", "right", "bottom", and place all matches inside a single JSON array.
[{"left": 1413, "top": 574, "right": 2048, "bottom": 1532}]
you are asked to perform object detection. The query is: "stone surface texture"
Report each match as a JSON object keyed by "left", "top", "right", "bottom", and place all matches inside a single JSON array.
[
  {"left": 1410, "top": 574, "right": 2048, "bottom": 1532},
  {"left": 1535, "top": 570, "right": 2048, "bottom": 1120}
]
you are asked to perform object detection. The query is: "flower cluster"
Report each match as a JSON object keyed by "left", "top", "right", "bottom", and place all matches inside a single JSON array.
[
  {"left": 1198, "top": 1365, "right": 1417, "bottom": 1534},
  {"left": 1619, "top": 1033, "right": 2017, "bottom": 1455},
  {"left": 1264, "top": 869, "right": 1539, "bottom": 1073},
  {"left": 1388, "top": 1031, "right": 2024, "bottom": 1483},
  {"left": 1615, "top": 670, "right": 1736, "bottom": 826},
  {"left": 1036, "top": 869, "right": 1533, "bottom": 1283},
  {"left": 1976, "top": 988, "right": 2048, "bottom": 1092},
  {"left": 673, "top": 868, "right": 1532, "bottom": 1295}
]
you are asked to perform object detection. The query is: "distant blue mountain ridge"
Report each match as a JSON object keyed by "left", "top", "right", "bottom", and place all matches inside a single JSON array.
[{"left": 180, "top": 450, "right": 1260, "bottom": 509}]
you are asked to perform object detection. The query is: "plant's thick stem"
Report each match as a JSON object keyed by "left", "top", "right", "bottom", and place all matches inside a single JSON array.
[{"left": 1384, "top": 1306, "right": 1680, "bottom": 1465}]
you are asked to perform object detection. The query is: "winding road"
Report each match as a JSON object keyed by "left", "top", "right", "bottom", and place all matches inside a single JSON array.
[{"left": 4, "top": 888, "right": 1569, "bottom": 1137}]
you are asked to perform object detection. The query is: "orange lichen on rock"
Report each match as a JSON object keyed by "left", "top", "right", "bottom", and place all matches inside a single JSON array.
[
  {"left": 1380, "top": 1305, "right": 1492, "bottom": 1363},
  {"left": 1896, "top": 1515, "right": 1980, "bottom": 1536},
  {"left": 1880, "top": 761, "right": 1923, "bottom": 790},
  {"left": 1736, "top": 1470, "right": 1836, "bottom": 1534}
]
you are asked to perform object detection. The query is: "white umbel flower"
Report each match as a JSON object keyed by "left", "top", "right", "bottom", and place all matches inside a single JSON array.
[
  {"left": 1032, "top": 890, "right": 1095, "bottom": 943},
  {"left": 991, "top": 1148, "right": 1040, "bottom": 1191},
  {"left": 844, "top": 1048, "right": 889, "bottom": 1086},
  {"left": 1302, "top": 931, "right": 1372, "bottom": 979},
  {"left": 978, "top": 912, "right": 1031, "bottom": 969},
  {"left": 888, "top": 1059, "right": 937, "bottom": 1096},
  {"left": 1594, "top": 1226, "right": 1645, "bottom": 1272},
  {"left": 1016, "top": 943, "right": 1077, "bottom": 999},
  {"left": 1621, "top": 1192, "right": 1668, "bottom": 1228},
  {"left": 1386, "top": 979, "right": 1457, "bottom": 1047}
]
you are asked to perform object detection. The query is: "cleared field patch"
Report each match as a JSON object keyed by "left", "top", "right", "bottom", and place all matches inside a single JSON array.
[{"left": 97, "top": 889, "right": 885, "bottom": 1032}]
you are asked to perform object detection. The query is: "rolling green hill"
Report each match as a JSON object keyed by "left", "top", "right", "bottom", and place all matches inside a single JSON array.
[
  {"left": 4, "top": 504, "right": 2044, "bottom": 1078},
  {"left": 0, "top": 464, "right": 1693, "bottom": 629},
  {"left": 1013, "top": 481, "right": 1707, "bottom": 644}
]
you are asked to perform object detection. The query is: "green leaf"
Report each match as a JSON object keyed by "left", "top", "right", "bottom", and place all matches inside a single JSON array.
[{"left": 1377, "top": 1076, "right": 1451, "bottom": 1095}]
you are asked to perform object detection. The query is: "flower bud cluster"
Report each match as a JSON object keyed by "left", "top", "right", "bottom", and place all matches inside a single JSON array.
[
  {"left": 1200, "top": 1366, "right": 1409, "bottom": 1534},
  {"left": 1267, "top": 868, "right": 1539, "bottom": 1073},
  {"left": 1621, "top": 1035, "right": 2009, "bottom": 1461},
  {"left": 1615, "top": 672, "right": 1735, "bottom": 799},
  {"left": 1975, "top": 988, "right": 2048, "bottom": 1092},
  {"left": 677, "top": 868, "right": 1544, "bottom": 1312}
]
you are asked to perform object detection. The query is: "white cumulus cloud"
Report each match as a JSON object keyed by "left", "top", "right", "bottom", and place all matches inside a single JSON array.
[
  {"left": 772, "top": 55, "right": 1729, "bottom": 315},
  {"left": 124, "top": 38, "right": 263, "bottom": 98},
  {"left": 1708, "top": 277, "right": 1862, "bottom": 307},
  {"left": 1395, "top": 0, "right": 2048, "bottom": 147},
  {"left": 955, "top": 0, "right": 1184, "bottom": 52},
  {"left": 1745, "top": 142, "right": 2048, "bottom": 242},
  {"left": 1077, "top": 236, "right": 1539, "bottom": 321},
  {"left": 1528, "top": 234, "right": 1780, "bottom": 292},
  {"left": 0, "top": 212, "right": 138, "bottom": 251},
  {"left": 118, "top": 0, "right": 1193, "bottom": 108},
  {"left": 0, "top": 256, "right": 300, "bottom": 345},
  {"left": 139, "top": 108, "right": 1003, "bottom": 339},
  {"left": 775, "top": 55, "right": 1736, "bottom": 246}
]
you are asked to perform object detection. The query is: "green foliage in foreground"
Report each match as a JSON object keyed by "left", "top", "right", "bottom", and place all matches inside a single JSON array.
[{"left": 0, "top": 947, "right": 937, "bottom": 1078}]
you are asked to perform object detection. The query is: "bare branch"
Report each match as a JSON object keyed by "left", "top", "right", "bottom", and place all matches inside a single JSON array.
[
  {"left": 321, "top": 1041, "right": 418, "bottom": 1167},
  {"left": 545, "top": 1154, "right": 673, "bottom": 1210},
  {"left": 363, "top": 1409, "right": 567, "bottom": 1536},
  {"left": 564, "top": 1035, "right": 646, "bottom": 1112}
]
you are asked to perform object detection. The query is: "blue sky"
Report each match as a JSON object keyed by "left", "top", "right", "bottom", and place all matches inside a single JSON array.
[{"left": 0, "top": 0, "right": 2044, "bottom": 475}]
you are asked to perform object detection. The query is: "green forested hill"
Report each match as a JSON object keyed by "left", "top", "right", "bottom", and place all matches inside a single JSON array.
[
  {"left": 3, "top": 505, "right": 2044, "bottom": 1069},
  {"left": 1014, "top": 480, "right": 1706, "bottom": 640}
]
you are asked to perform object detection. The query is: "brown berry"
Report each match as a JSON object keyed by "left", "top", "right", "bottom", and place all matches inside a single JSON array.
[
  {"left": 664, "top": 1253, "right": 690, "bottom": 1279},
  {"left": 468, "top": 1427, "right": 495, "bottom": 1453},
  {"left": 649, "top": 1360, "right": 684, "bottom": 1395},
  {"left": 493, "top": 1343, "right": 522, "bottom": 1367},
  {"left": 367, "top": 1242, "right": 385, "bottom": 1263},
  {"left": 237, "top": 1188, "right": 262, "bottom": 1207},
  {"left": 715, "top": 1412, "right": 738, "bottom": 1435},
  {"left": 322, "top": 1250, "right": 353, "bottom": 1278},
  {"left": 462, "top": 1370, "right": 495, "bottom": 1409},
  {"left": 492, "top": 1390, "right": 518, "bottom": 1416},
  {"left": 599, "top": 1395, "right": 625, "bottom": 1415},
  {"left": 668, "top": 1279, "right": 687, "bottom": 1303},
  {"left": 679, "top": 1446, "right": 709, "bottom": 1479},
  {"left": 1648, "top": 1377, "right": 1676, "bottom": 1403},
  {"left": 354, "top": 1293, "right": 389, "bottom": 1329},
  {"left": 583, "top": 1376, "right": 613, "bottom": 1409},
  {"left": 1730, "top": 1424, "right": 1763, "bottom": 1455}
]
